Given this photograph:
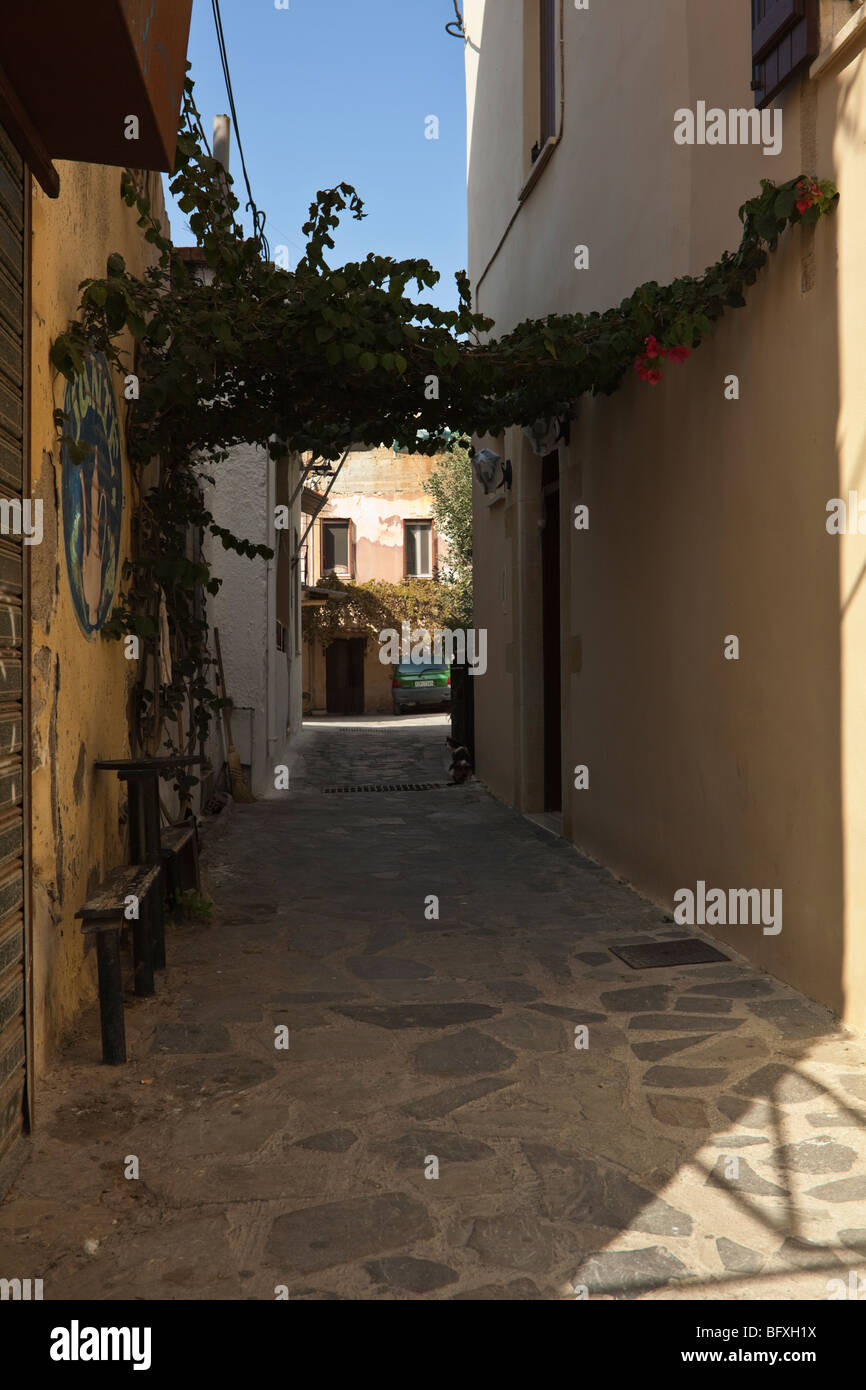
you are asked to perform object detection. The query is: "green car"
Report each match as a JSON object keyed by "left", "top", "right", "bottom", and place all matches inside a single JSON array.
[{"left": 392, "top": 660, "right": 451, "bottom": 715}]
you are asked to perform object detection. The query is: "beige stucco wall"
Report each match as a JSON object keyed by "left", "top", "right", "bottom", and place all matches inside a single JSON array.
[
  {"left": 29, "top": 162, "right": 167, "bottom": 1074},
  {"left": 466, "top": 0, "right": 866, "bottom": 1027}
]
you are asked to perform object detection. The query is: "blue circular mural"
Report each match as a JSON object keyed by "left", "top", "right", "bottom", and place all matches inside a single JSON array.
[{"left": 60, "top": 353, "right": 123, "bottom": 637}]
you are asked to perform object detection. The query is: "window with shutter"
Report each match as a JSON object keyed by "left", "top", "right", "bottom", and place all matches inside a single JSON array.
[
  {"left": 539, "top": 0, "right": 557, "bottom": 147},
  {"left": 322, "top": 519, "right": 351, "bottom": 576},
  {"left": 752, "top": 0, "right": 820, "bottom": 107}
]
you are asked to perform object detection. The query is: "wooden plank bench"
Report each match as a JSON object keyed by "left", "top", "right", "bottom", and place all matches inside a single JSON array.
[
  {"left": 75, "top": 864, "right": 161, "bottom": 1065},
  {"left": 160, "top": 819, "right": 200, "bottom": 916}
]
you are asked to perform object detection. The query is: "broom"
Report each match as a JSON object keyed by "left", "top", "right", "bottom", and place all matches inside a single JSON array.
[{"left": 213, "top": 627, "right": 254, "bottom": 803}]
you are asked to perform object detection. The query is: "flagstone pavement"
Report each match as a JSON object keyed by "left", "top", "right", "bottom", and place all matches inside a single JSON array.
[{"left": 1, "top": 714, "right": 866, "bottom": 1301}]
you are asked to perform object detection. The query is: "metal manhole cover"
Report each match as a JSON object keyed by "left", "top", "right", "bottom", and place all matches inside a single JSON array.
[
  {"left": 322, "top": 782, "right": 451, "bottom": 794},
  {"left": 610, "top": 939, "right": 730, "bottom": 970}
]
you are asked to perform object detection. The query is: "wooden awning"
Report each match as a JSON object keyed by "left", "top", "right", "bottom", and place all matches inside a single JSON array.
[{"left": 0, "top": 0, "right": 192, "bottom": 197}]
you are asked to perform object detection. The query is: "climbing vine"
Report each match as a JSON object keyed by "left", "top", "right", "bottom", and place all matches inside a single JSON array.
[
  {"left": 304, "top": 576, "right": 462, "bottom": 650},
  {"left": 48, "top": 69, "right": 838, "bottom": 774}
]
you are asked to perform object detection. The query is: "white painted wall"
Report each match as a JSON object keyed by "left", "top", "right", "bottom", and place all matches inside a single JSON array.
[{"left": 206, "top": 445, "right": 301, "bottom": 800}]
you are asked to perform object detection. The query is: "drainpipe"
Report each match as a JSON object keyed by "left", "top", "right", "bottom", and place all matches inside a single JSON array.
[{"left": 265, "top": 447, "right": 277, "bottom": 785}]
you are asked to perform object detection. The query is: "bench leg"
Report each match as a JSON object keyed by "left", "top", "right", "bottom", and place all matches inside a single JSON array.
[
  {"left": 186, "top": 828, "right": 201, "bottom": 895},
  {"left": 96, "top": 929, "right": 126, "bottom": 1064},
  {"left": 163, "top": 854, "right": 183, "bottom": 918},
  {"left": 151, "top": 874, "right": 166, "bottom": 971},
  {"left": 133, "top": 896, "right": 156, "bottom": 996}
]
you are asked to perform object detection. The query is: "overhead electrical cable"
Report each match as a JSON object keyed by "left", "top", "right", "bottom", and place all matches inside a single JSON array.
[
  {"left": 211, "top": 0, "right": 270, "bottom": 260},
  {"left": 446, "top": 2, "right": 465, "bottom": 38}
]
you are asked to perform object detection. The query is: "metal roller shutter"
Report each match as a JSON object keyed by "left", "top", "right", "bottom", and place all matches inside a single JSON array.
[{"left": 0, "top": 120, "right": 28, "bottom": 1165}]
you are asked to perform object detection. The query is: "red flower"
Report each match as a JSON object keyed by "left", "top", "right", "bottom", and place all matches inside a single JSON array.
[
  {"left": 643, "top": 334, "right": 665, "bottom": 359},
  {"left": 795, "top": 178, "right": 822, "bottom": 214},
  {"left": 666, "top": 344, "right": 691, "bottom": 364},
  {"left": 645, "top": 368, "right": 662, "bottom": 385}
]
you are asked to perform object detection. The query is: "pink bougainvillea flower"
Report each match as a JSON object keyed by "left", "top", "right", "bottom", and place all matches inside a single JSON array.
[
  {"left": 645, "top": 368, "right": 663, "bottom": 385},
  {"left": 666, "top": 344, "right": 691, "bottom": 364},
  {"left": 643, "top": 334, "right": 664, "bottom": 359}
]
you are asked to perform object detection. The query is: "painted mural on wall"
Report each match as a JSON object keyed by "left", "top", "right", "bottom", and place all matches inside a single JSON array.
[{"left": 60, "top": 353, "right": 123, "bottom": 637}]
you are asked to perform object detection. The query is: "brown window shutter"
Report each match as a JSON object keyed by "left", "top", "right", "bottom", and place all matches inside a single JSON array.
[
  {"left": 540, "top": 0, "right": 557, "bottom": 146},
  {"left": 752, "top": 0, "right": 820, "bottom": 108}
]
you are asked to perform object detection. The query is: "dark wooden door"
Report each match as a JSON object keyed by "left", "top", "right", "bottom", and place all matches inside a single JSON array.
[
  {"left": 326, "top": 638, "right": 365, "bottom": 715},
  {"left": 0, "top": 121, "right": 29, "bottom": 1166},
  {"left": 541, "top": 453, "right": 561, "bottom": 812}
]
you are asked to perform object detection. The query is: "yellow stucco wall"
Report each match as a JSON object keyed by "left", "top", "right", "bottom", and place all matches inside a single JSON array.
[
  {"left": 466, "top": 1, "right": 866, "bottom": 1028},
  {"left": 29, "top": 162, "right": 166, "bottom": 1075}
]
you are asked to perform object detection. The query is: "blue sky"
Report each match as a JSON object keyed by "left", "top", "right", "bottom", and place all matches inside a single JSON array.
[{"left": 163, "top": 0, "right": 468, "bottom": 311}]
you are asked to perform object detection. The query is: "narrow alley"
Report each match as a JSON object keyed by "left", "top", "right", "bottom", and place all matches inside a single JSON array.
[{"left": 1, "top": 718, "right": 864, "bottom": 1302}]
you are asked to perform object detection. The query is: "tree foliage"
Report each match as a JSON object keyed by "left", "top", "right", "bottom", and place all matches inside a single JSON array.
[{"left": 424, "top": 440, "right": 473, "bottom": 627}]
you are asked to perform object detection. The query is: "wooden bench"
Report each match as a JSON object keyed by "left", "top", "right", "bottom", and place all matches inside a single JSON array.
[
  {"left": 160, "top": 818, "right": 200, "bottom": 916},
  {"left": 76, "top": 864, "right": 161, "bottom": 1065}
]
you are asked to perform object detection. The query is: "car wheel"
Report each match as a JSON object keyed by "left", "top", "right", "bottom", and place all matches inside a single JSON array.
[{"left": 393, "top": 703, "right": 403, "bottom": 716}]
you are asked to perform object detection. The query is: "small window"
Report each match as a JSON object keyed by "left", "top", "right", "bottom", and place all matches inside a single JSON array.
[
  {"left": 539, "top": 0, "right": 557, "bottom": 148},
  {"left": 322, "top": 519, "right": 351, "bottom": 575},
  {"left": 404, "top": 521, "right": 433, "bottom": 577}
]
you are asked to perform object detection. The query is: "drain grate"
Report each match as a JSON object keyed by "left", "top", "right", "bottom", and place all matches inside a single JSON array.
[
  {"left": 308, "top": 727, "right": 399, "bottom": 735},
  {"left": 610, "top": 939, "right": 730, "bottom": 970},
  {"left": 322, "top": 782, "right": 451, "bottom": 794}
]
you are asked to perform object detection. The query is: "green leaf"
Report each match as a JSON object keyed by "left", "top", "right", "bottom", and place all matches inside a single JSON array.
[{"left": 358, "top": 352, "right": 377, "bottom": 371}]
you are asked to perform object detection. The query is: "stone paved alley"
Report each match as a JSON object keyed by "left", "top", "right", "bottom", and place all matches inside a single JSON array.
[{"left": 2, "top": 717, "right": 866, "bottom": 1301}]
